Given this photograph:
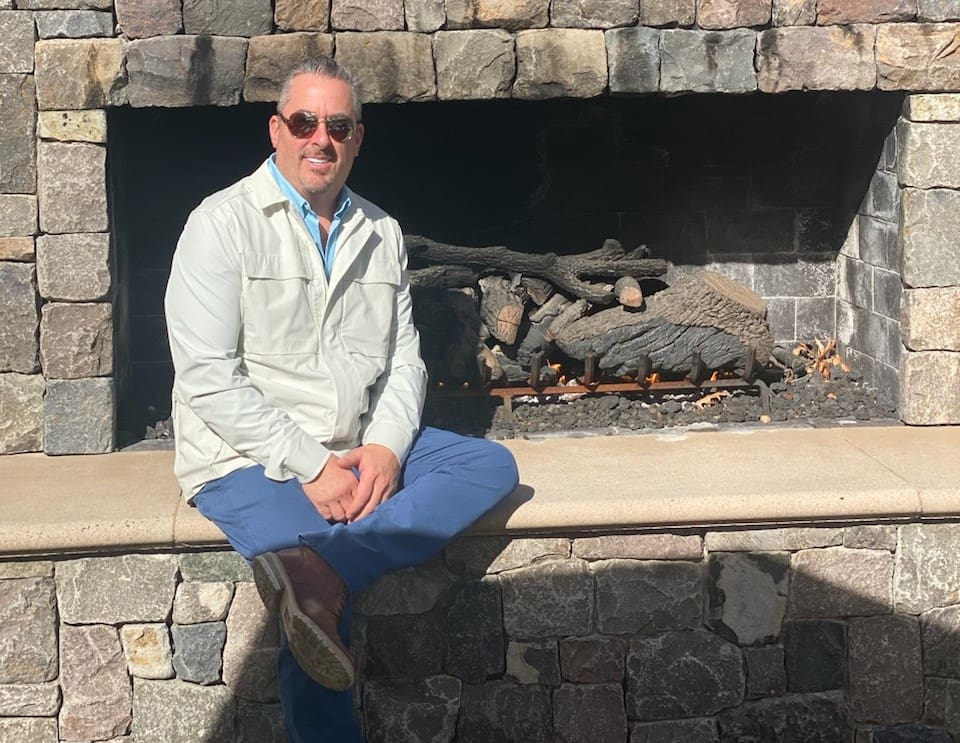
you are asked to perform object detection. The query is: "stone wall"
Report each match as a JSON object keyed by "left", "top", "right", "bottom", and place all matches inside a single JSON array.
[
  {"left": 5, "top": 522, "right": 960, "bottom": 741},
  {"left": 3, "top": 1, "right": 960, "bottom": 456}
]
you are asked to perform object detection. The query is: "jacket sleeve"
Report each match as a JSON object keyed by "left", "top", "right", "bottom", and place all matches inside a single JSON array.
[
  {"left": 360, "top": 220, "right": 428, "bottom": 464},
  {"left": 165, "top": 208, "right": 330, "bottom": 484}
]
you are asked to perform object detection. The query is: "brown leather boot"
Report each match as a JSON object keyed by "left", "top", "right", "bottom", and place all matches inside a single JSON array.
[{"left": 252, "top": 545, "right": 355, "bottom": 691}]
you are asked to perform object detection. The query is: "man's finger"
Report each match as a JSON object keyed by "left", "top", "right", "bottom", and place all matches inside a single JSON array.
[
  {"left": 346, "top": 468, "right": 376, "bottom": 520},
  {"left": 337, "top": 449, "right": 362, "bottom": 468}
]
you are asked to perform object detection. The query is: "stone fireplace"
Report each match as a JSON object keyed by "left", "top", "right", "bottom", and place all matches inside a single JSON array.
[{"left": 2, "top": 0, "right": 960, "bottom": 456}]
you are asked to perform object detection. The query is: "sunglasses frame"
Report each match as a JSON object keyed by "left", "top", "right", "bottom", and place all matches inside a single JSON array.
[{"left": 277, "top": 110, "right": 360, "bottom": 143}]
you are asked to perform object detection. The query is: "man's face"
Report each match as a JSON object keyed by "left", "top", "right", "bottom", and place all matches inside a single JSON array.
[{"left": 269, "top": 73, "right": 364, "bottom": 212}]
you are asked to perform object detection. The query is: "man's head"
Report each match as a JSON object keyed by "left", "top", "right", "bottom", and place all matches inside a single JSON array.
[{"left": 270, "top": 57, "right": 364, "bottom": 216}]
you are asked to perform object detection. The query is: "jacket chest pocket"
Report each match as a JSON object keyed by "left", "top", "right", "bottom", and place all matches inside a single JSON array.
[
  {"left": 241, "top": 252, "right": 318, "bottom": 356},
  {"left": 340, "top": 263, "right": 400, "bottom": 362}
]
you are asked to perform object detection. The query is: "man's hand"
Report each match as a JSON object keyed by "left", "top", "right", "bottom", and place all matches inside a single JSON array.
[
  {"left": 302, "top": 455, "right": 360, "bottom": 522},
  {"left": 337, "top": 444, "right": 400, "bottom": 522}
]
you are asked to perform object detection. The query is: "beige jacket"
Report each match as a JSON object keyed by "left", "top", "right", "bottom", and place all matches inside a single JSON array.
[{"left": 164, "top": 161, "right": 427, "bottom": 498}]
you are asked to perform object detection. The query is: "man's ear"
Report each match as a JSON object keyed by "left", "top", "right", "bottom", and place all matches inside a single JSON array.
[
  {"left": 269, "top": 115, "right": 280, "bottom": 149},
  {"left": 353, "top": 122, "right": 365, "bottom": 152}
]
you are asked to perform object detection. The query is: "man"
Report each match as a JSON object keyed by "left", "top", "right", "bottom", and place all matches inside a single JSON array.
[{"left": 164, "top": 56, "right": 519, "bottom": 740}]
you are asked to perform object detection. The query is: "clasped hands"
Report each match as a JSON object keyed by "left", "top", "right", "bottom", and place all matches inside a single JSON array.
[{"left": 302, "top": 444, "right": 400, "bottom": 523}]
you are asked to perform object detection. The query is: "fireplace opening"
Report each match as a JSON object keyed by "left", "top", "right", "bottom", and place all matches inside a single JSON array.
[{"left": 109, "top": 91, "right": 904, "bottom": 448}]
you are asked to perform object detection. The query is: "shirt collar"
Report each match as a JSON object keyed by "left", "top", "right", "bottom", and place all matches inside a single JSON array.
[{"left": 266, "top": 154, "right": 351, "bottom": 219}]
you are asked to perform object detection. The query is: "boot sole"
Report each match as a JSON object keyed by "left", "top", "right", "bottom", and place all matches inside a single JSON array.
[{"left": 252, "top": 552, "right": 355, "bottom": 691}]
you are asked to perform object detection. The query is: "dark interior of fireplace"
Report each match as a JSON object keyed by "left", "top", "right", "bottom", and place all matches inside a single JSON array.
[{"left": 108, "top": 91, "right": 903, "bottom": 446}]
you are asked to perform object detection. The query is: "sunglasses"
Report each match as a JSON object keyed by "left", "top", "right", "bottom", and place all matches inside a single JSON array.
[{"left": 277, "top": 111, "right": 359, "bottom": 142}]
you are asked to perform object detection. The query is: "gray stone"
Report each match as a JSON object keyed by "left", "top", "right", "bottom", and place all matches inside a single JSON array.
[
  {"left": 56, "top": 555, "right": 178, "bottom": 623},
  {"left": 626, "top": 631, "right": 744, "bottom": 720},
  {"left": 173, "top": 580, "right": 234, "bottom": 623},
  {"left": 0, "top": 195, "right": 38, "bottom": 237},
  {"left": 506, "top": 640, "right": 560, "bottom": 685},
  {"left": 631, "top": 718, "right": 720, "bottom": 742},
  {"left": 37, "top": 141, "right": 107, "bottom": 233},
  {"left": 405, "top": 0, "right": 444, "bottom": 31},
  {"left": 243, "top": 33, "right": 335, "bottom": 103},
  {"left": 755, "top": 255, "right": 837, "bottom": 298},
  {"left": 796, "top": 297, "right": 836, "bottom": 340},
  {"left": 358, "top": 558, "right": 453, "bottom": 615},
  {"left": 559, "top": 636, "right": 626, "bottom": 683},
  {"left": 871, "top": 725, "right": 955, "bottom": 743},
  {"left": 745, "top": 645, "right": 786, "bottom": 698},
  {"left": 0, "top": 683, "right": 60, "bottom": 716},
  {"left": 899, "top": 351, "right": 960, "bottom": 425},
  {"left": 0, "top": 237, "right": 34, "bottom": 261},
  {"left": 275, "top": 0, "right": 330, "bottom": 30},
  {"left": 782, "top": 620, "right": 845, "bottom": 693},
  {"left": 920, "top": 0, "right": 960, "bottom": 19},
  {"left": 849, "top": 615, "right": 923, "bottom": 725},
  {"left": 36, "top": 233, "right": 111, "bottom": 301},
  {"left": 757, "top": 26, "right": 877, "bottom": 93},
  {"left": 222, "top": 581, "right": 280, "bottom": 703},
  {"left": 709, "top": 209, "right": 795, "bottom": 254},
  {"left": 0, "top": 263, "right": 38, "bottom": 374},
  {"left": 718, "top": 691, "right": 849, "bottom": 741},
  {"left": 0, "top": 373, "right": 43, "bottom": 453},
  {"left": 0, "top": 561, "right": 53, "bottom": 579},
  {"left": 551, "top": 0, "right": 638, "bottom": 28},
  {"left": 501, "top": 559, "right": 594, "bottom": 639},
  {"left": 445, "top": 0, "right": 549, "bottom": 30},
  {"left": 923, "top": 677, "right": 960, "bottom": 732},
  {"left": 593, "top": 559, "right": 702, "bottom": 635},
  {"left": 709, "top": 552, "right": 789, "bottom": 645},
  {"left": 922, "top": 605, "right": 960, "bottom": 676},
  {"left": 0, "top": 719, "right": 57, "bottom": 743},
  {"left": 773, "top": 0, "right": 816, "bottom": 24},
  {"left": 332, "top": 0, "right": 403, "bottom": 30},
  {"left": 35, "top": 10, "right": 114, "bottom": 37},
  {"left": 873, "top": 269, "right": 903, "bottom": 321},
  {"left": 554, "top": 684, "right": 627, "bottom": 743},
  {"left": 514, "top": 29, "right": 607, "bottom": 99},
  {"left": 795, "top": 208, "right": 835, "bottom": 253},
  {"left": 606, "top": 27, "right": 660, "bottom": 94},
  {"left": 660, "top": 29, "right": 757, "bottom": 93},
  {"left": 182, "top": 0, "right": 271, "bottom": 35},
  {"left": 861, "top": 170, "right": 900, "bottom": 222},
  {"left": 17, "top": 0, "right": 112, "bottom": 7},
  {"left": 901, "top": 188, "right": 960, "bottom": 288},
  {"left": 905, "top": 93, "right": 960, "bottom": 122},
  {"left": 120, "top": 623, "right": 174, "bottom": 680},
  {"left": 903, "top": 288, "right": 960, "bottom": 351},
  {"left": 896, "top": 524, "right": 960, "bottom": 612},
  {"left": 445, "top": 536, "right": 569, "bottom": 576},
  {"left": 859, "top": 215, "right": 899, "bottom": 272},
  {"left": 132, "top": 678, "right": 236, "bottom": 743},
  {"left": 37, "top": 109, "right": 107, "bottom": 143},
  {"left": 0, "top": 75, "right": 36, "bottom": 194},
  {"left": 0, "top": 578, "right": 57, "bottom": 683},
  {"left": 361, "top": 612, "right": 443, "bottom": 679},
  {"left": 363, "top": 676, "right": 461, "bottom": 743},
  {"left": 237, "top": 702, "right": 288, "bottom": 743},
  {"left": 441, "top": 578, "right": 504, "bottom": 683},
  {"left": 59, "top": 624, "right": 132, "bottom": 742},
  {"left": 43, "top": 378, "right": 113, "bottom": 452},
  {"left": 171, "top": 622, "right": 226, "bottom": 685},
  {"left": 336, "top": 32, "right": 436, "bottom": 103},
  {"left": 817, "top": 0, "right": 915, "bottom": 23},
  {"left": 844, "top": 525, "right": 898, "bottom": 551},
  {"left": 640, "top": 0, "right": 695, "bottom": 26},
  {"left": 767, "top": 298, "right": 797, "bottom": 342},
  {"left": 897, "top": 121, "right": 960, "bottom": 189},
  {"left": 0, "top": 13, "right": 34, "bottom": 73},
  {"left": 457, "top": 681, "right": 553, "bottom": 743},
  {"left": 40, "top": 302, "right": 112, "bottom": 379},
  {"left": 116, "top": 0, "right": 182, "bottom": 38},
  {"left": 34, "top": 39, "right": 125, "bottom": 109},
  {"left": 574, "top": 533, "right": 702, "bottom": 560},
  {"left": 839, "top": 255, "right": 871, "bottom": 309},
  {"left": 789, "top": 547, "right": 893, "bottom": 618},
  {"left": 126, "top": 36, "right": 249, "bottom": 107},
  {"left": 180, "top": 550, "right": 253, "bottom": 582},
  {"left": 434, "top": 30, "right": 515, "bottom": 100},
  {"left": 697, "top": 0, "right": 771, "bottom": 28},
  {"left": 878, "top": 23, "right": 960, "bottom": 91},
  {"left": 705, "top": 526, "right": 842, "bottom": 552}
]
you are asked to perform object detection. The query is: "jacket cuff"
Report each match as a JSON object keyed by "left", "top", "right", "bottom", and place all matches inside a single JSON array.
[
  {"left": 272, "top": 434, "right": 330, "bottom": 484},
  {"left": 362, "top": 422, "right": 417, "bottom": 466}
]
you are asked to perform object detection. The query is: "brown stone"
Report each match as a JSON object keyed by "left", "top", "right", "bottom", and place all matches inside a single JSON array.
[
  {"left": 446, "top": 0, "right": 549, "bottom": 30},
  {"left": 36, "top": 233, "right": 111, "bottom": 301},
  {"left": 901, "top": 351, "right": 960, "bottom": 425},
  {"left": 0, "top": 373, "right": 44, "bottom": 453},
  {"left": 275, "top": 0, "right": 330, "bottom": 30},
  {"left": 244, "top": 33, "right": 335, "bottom": 103},
  {"left": 640, "top": 0, "right": 695, "bottom": 26},
  {"left": 514, "top": 29, "right": 607, "bottom": 99},
  {"left": 17, "top": 0, "right": 112, "bottom": 7},
  {"left": 698, "top": 0, "right": 771, "bottom": 29},
  {"left": 905, "top": 93, "right": 960, "bottom": 121},
  {"left": 0, "top": 719, "right": 57, "bottom": 743},
  {"left": 574, "top": 533, "right": 702, "bottom": 560},
  {"left": 37, "top": 141, "right": 107, "bottom": 233},
  {"left": 772, "top": 0, "right": 815, "bottom": 25},
  {"left": 34, "top": 39, "right": 125, "bottom": 110},
  {"left": 116, "top": 0, "right": 182, "bottom": 38},
  {"left": 843, "top": 525, "right": 898, "bottom": 551},
  {"left": 222, "top": 582, "right": 280, "bottom": 703},
  {"left": 332, "top": 0, "right": 404, "bottom": 30},
  {"left": 757, "top": 26, "right": 877, "bottom": 93},
  {"left": 0, "top": 578, "right": 57, "bottom": 683},
  {"left": 0, "top": 12, "right": 35, "bottom": 73},
  {"left": 848, "top": 615, "right": 922, "bottom": 724},
  {"left": 0, "top": 262, "right": 38, "bottom": 374},
  {"left": 705, "top": 526, "right": 842, "bottom": 551},
  {"left": 789, "top": 547, "right": 893, "bottom": 617},
  {"left": 446, "top": 536, "right": 569, "bottom": 575},
  {"left": 0, "top": 195, "right": 37, "bottom": 238},
  {"left": 37, "top": 109, "right": 107, "bottom": 142},
  {"left": 0, "top": 237, "right": 34, "bottom": 261},
  {"left": 559, "top": 636, "right": 626, "bottom": 683},
  {"left": 0, "top": 683, "right": 61, "bottom": 717},
  {"left": 550, "top": 0, "right": 639, "bottom": 28},
  {"left": 0, "top": 562, "right": 52, "bottom": 580},
  {"left": 120, "top": 624, "right": 174, "bottom": 680},
  {"left": 0, "top": 74, "right": 37, "bottom": 194},
  {"left": 818, "top": 0, "right": 916, "bottom": 24},
  {"left": 903, "top": 287, "right": 960, "bottom": 350},
  {"left": 40, "top": 302, "right": 112, "bottom": 378},
  {"left": 878, "top": 23, "right": 960, "bottom": 92},
  {"left": 335, "top": 32, "right": 436, "bottom": 102},
  {"left": 435, "top": 29, "right": 515, "bottom": 100}
]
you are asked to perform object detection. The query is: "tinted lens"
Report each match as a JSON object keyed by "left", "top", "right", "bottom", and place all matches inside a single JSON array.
[
  {"left": 325, "top": 116, "right": 354, "bottom": 143},
  {"left": 286, "top": 111, "right": 319, "bottom": 138}
]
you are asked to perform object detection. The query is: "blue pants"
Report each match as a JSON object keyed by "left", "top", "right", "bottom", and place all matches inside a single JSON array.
[{"left": 193, "top": 427, "right": 519, "bottom": 742}]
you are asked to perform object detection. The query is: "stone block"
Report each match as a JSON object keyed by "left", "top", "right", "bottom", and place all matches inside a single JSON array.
[
  {"left": 182, "top": 0, "right": 271, "bottom": 35},
  {"left": 361, "top": 612, "right": 443, "bottom": 679},
  {"left": 506, "top": 640, "right": 560, "bottom": 685},
  {"left": 924, "top": 677, "right": 960, "bottom": 731},
  {"left": 179, "top": 550, "right": 253, "bottom": 582},
  {"left": 457, "top": 681, "right": 553, "bottom": 743},
  {"left": 222, "top": 582, "right": 279, "bottom": 703},
  {"left": 332, "top": 0, "right": 403, "bottom": 30},
  {"left": 905, "top": 93, "right": 960, "bottom": 121},
  {"left": 573, "top": 533, "right": 702, "bottom": 560},
  {"left": 0, "top": 263, "right": 38, "bottom": 374},
  {"left": 126, "top": 36, "right": 249, "bottom": 107},
  {"left": 551, "top": 0, "right": 638, "bottom": 28},
  {"left": 0, "top": 578, "right": 57, "bottom": 683},
  {"left": 839, "top": 255, "right": 871, "bottom": 309},
  {"left": 790, "top": 547, "right": 893, "bottom": 617},
  {"left": 0, "top": 13, "right": 35, "bottom": 73},
  {"left": 275, "top": 0, "right": 330, "bottom": 30},
  {"left": 782, "top": 620, "right": 845, "bottom": 693},
  {"left": 718, "top": 692, "right": 848, "bottom": 741},
  {"left": 860, "top": 170, "right": 900, "bottom": 222},
  {"left": 897, "top": 120, "right": 960, "bottom": 188},
  {"left": 445, "top": 536, "right": 569, "bottom": 576},
  {"left": 36, "top": 233, "right": 110, "bottom": 301},
  {"left": 772, "top": 0, "right": 816, "bottom": 25},
  {"left": 841, "top": 213, "right": 860, "bottom": 259},
  {"left": 606, "top": 26, "right": 660, "bottom": 94},
  {"left": 744, "top": 645, "right": 786, "bottom": 698},
  {"left": 707, "top": 208, "right": 794, "bottom": 254},
  {"left": 901, "top": 188, "right": 960, "bottom": 288},
  {"left": 922, "top": 605, "right": 960, "bottom": 676},
  {"left": 896, "top": 523, "right": 960, "bottom": 611},
  {"left": 120, "top": 624, "right": 174, "bottom": 680},
  {"left": 358, "top": 558, "right": 453, "bottom": 615},
  {"left": 878, "top": 23, "right": 960, "bottom": 91},
  {"left": 757, "top": 26, "right": 877, "bottom": 93},
  {"left": 173, "top": 581, "right": 234, "bottom": 623},
  {"left": 236, "top": 702, "right": 286, "bottom": 743},
  {"left": 405, "top": 0, "right": 444, "bottom": 31},
  {"left": 116, "top": 0, "right": 182, "bottom": 38},
  {"left": 514, "top": 29, "right": 607, "bottom": 100},
  {"left": 705, "top": 526, "right": 843, "bottom": 552},
  {"left": 37, "top": 109, "right": 107, "bottom": 142},
  {"left": 796, "top": 208, "right": 835, "bottom": 253},
  {"left": 903, "top": 288, "right": 960, "bottom": 351},
  {"left": 818, "top": 0, "right": 916, "bottom": 24},
  {"left": 501, "top": 559, "right": 594, "bottom": 639},
  {"left": 57, "top": 556, "right": 177, "bottom": 624},
  {"left": 849, "top": 615, "right": 923, "bottom": 725},
  {"left": 37, "top": 141, "right": 107, "bottom": 233},
  {"left": 0, "top": 683, "right": 60, "bottom": 717},
  {"left": 0, "top": 237, "right": 34, "bottom": 261},
  {"left": 844, "top": 525, "right": 898, "bottom": 551},
  {"left": 709, "top": 552, "right": 789, "bottom": 645},
  {"left": 34, "top": 39, "right": 124, "bottom": 109},
  {"left": 445, "top": 0, "right": 548, "bottom": 30},
  {"left": 440, "top": 578, "right": 504, "bottom": 683},
  {"left": 697, "top": 0, "right": 771, "bottom": 28},
  {"left": 0, "top": 719, "right": 57, "bottom": 743},
  {"left": 859, "top": 215, "right": 899, "bottom": 272},
  {"left": 626, "top": 631, "right": 744, "bottom": 720},
  {"left": 0, "top": 562, "right": 53, "bottom": 579},
  {"left": 132, "top": 678, "right": 236, "bottom": 743},
  {"left": 766, "top": 298, "right": 796, "bottom": 341},
  {"left": 335, "top": 32, "right": 436, "bottom": 102},
  {"left": 631, "top": 718, "right": 720, "bottom": 742},
  {"left": 0, "top": 373, "right": 43, "bottom": 453},
  {"left": 559, "top": 636, "right": 626, "bottom": 683},
  {"left": 434, "top": 30, "right": 514, "bottom": 100},
  {"left": 553, "top": 684, "right": 627, "bottom": 743},
  {"left": 755, "top": 255, "right": 837, "bottom": 298},
  {"left": 59, "top": 624, "right": 132, "bottom": 741},
  {"left": 640, "top": 0, "right": 695, "bottom": 26},
  {"left": 363, "top": 677, "right": 461, "bottom": 743},
  {"left": 795, "top": 297, "right": 836, "bottom": 340},
  {"left": 40, "top": 302, "right": 112, "bottom": 378},
  {"left": 35, "top": 10, "right": 114, "bottom": 37},
  {"left": 17, "top": 0, "right": 112, "bottom": 7},
  {"left": 593, "top": 559, "right": 702, "bottom": 635},
  {"left": 244, "top": 33, "right": 334, "bottom": 103},
  {"left": 660, "top": 29, "right": 757, "bottom": 93},
  {"left": 171, "top": 622, "right": 226, "bottom": 685},
  {"left": 920, "top": 0, "right": 960, "bottom": 20},
  {"left": 0, "top": 74, "right": 37, "bottom": 194}
]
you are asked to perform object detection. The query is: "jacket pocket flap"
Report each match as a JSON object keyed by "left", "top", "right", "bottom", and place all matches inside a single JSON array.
[{"left": 242, "top": 251, "right": 312, "bottom": 280}]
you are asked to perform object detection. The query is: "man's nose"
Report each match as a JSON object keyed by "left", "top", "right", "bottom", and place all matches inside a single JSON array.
[{"left": 308, "top": 120, "right": 332, "bottom": 147}]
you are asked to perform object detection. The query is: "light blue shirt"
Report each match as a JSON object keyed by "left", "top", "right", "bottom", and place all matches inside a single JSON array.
[{"left": 267, "top": 155, "right": 351, "bottom": 279}]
